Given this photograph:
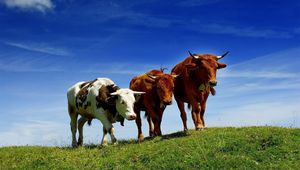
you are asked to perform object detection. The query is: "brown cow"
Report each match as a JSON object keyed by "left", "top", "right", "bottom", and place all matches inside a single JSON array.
[
  {"left": 130, "top": 69, "right": 177, "bottom": 142},
  {"left": 171, "top": 51, "right": 228, "bottom": 131}
]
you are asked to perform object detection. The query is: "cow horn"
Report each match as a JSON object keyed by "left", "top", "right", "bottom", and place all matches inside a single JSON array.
[
  {"left": 217, "top": 51, "right": 229, "bottom": 60},
  {"left": 148, "top": 74, "right": 157, "bottom": 80},
  {"left": 133, "top": 91, "right": 145, "bottom": 94},
  {"left": 172, "top": 74, "right": 179, "bottom": 78},
  {"left": 189, "top": 51, "right": 199, "bottom": 59},
  {"left": 110, "top": 91, "right": 119, "bottom": 96}
]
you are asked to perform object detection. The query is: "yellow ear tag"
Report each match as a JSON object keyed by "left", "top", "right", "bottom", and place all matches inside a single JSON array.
[{"left": 198, "top": 84, "right": 206, "bottom": 91}]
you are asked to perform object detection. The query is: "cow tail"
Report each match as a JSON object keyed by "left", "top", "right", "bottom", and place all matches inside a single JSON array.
[{"left": 88, "top": 119, "right": 92, "bottom": 126}]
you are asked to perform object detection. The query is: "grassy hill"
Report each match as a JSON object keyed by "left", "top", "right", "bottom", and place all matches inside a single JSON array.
[{"left": 0, "top": 126, "right": 299, "bottom": 169}]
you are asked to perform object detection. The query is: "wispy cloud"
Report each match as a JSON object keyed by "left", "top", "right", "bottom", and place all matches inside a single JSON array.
[
  {"left": 177, "top": 0, "right": 223, "bottom": 7},
  {"left": 4, "top": 42, "right": 70, "bottom": 56},
  {"left": 0, "top": 120, "right": 66, "bottom": 146},
  {"left": 77, "top": 62, "right": 160, "bottom": 75},
  {"left": 220, "top": 70, "right": 297, "bottom": 79},
  {"left": 1, "top": 0, "right": 54, "bottom": 13},
  {"left": 294, "top": 27, "right": 300, "bottom": 34},
  {"left": 0, "top": 56, "right": 63, "bottom": 72},
  {"left": 189, "top": 23, "right": 292, "bottom": 38}
]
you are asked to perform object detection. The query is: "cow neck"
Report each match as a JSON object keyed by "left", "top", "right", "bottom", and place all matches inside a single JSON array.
[
  {"left": 151, "top": 82, "right": 161, "bottom": 102},
  {"left": 189, "top": 71, "right": 210, "bottom": 92}
]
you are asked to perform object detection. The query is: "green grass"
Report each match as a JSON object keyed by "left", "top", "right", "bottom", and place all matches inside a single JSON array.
[{"left": 1, "top": 126, "right": 299, "bottom": 169}]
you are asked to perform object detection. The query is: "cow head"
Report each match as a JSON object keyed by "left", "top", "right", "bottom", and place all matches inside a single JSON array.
[
  {"left": 148, "top": 74, "right": 177, "bottom": 107},
  {"left": 110, "top": 89, "right": 145, "bottom": 120},
  {"left": 185, "top": 51, "right": 228, "bottom": 87}
]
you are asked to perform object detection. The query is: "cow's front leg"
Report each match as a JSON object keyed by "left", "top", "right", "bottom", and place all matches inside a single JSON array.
[
  {"left": 102, "top": 126, "right": 117, "bottom": 145},
  {"left": 108, "top": 127, "right": 118, "bottom": 145},
  {"left": 101, "top": 127, "right": 109, "bottom": 146},
  {"left": 144, "top": 100, "right": 156, "bottom": 137},
  {"left": 135, "top": 108, "right": 144, "bottom": 143},
  {"left": 77, "top": 117, "right": 88, "bottom": 146},
  {"left": 95, "top": 112, "right": 117, "bottom": 145},
  {"left": 154, "top": 108, "right": 164, "bottom": 136},
  {"left": 175, "top": 96, "right": 188, "bottom": 131},
  {"left": 191, "top": 102, "right": 204, "bottom": 130},
  {"left": 146, "top": 114, "right": 155, "bottom": 137}
]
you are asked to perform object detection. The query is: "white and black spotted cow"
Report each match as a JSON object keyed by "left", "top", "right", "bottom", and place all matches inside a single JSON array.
[{"left": 67, "top": 78, "right": 144, "bottom": 147}]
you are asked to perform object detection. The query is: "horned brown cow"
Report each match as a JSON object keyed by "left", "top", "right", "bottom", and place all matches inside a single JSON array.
[
  {"left": 130, "top": 69, "right": 177, "bottom": 142},
  {"left": 171, "top": 51, "right": 228, "bottom": 131}
]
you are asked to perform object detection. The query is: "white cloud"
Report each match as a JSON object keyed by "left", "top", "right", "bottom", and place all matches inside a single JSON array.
[
  {"left": 4, "top": 42, "right": 70, "bottom": 56},
  {"left": 207, "top": 101, "right": 300, "bottom": 128},
  {"left": 1, "top": 0, "right": 53, "bottom": 13}
]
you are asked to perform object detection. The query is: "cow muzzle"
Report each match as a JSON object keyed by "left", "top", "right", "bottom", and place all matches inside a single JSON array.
[
  {"left": 163, "top": 100, "right": 172, "bottom": 105},
  {"left": 127, "top": 114, "right": 136, "bottom": 120},
  {"left": 209, "top": 80, "right": 218, "bottom": 87}
]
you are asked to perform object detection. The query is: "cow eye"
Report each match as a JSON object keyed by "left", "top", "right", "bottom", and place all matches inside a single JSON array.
[{"left": 121, "top": 100, "right": 125, "bottom": 104}]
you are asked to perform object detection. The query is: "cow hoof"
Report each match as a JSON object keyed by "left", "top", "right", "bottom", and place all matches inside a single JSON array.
[
  {"left": 196, "top": 127, "right": 205, "bottom": 131},
  {"left": 77, "top": 141, "right": 83, "bottom": 146},
  {"left": 101, "top": 143, "right": 108, "bottom": 147},
  {"left": 112, "top": 141, "right": 119, "bottom": 146},
  {"left": 72, "top": 143, "right": 78, "bottom": 148},
  {"left": 138, "top": 134, "right": 144, "bottom": 143}
]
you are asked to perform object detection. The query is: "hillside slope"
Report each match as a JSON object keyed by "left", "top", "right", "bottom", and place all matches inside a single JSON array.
[{"left": 0, "top": 127, "right": 299, "bottom": 169}]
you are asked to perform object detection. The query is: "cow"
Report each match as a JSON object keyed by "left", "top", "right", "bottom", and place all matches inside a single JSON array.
[
  {"left": 130, "top": 69, "right": 177, "bottom": 142},
  {"left": 171, "top": 51, "right": 228, "bottom": 131},
  {"left": 67, "top": 78, "right": 144, "bottom": 147}
]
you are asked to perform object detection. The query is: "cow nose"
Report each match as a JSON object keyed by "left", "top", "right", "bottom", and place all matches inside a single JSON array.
[
  {"left": 163, "top": 101, "right": 172, "bottom": 105},
  {"left": 209, "top": 80, "right": 217, "bottom": 87},
  {"left": 128, "top": 115, "right": 136, "bottom": 120}
]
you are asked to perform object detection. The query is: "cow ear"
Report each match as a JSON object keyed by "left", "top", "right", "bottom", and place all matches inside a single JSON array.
[
  {"left": 217, "top": 62, "right": 227, "bottom": 69},
  {"left": 106, "top": 96, "right": 117, "bottom": 105},
  {"left": 185, "top": 63, "right": 197, "bottom": 70}
]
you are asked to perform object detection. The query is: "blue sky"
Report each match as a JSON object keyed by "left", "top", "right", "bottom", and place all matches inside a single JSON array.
[{"left": 0, "top": 0, "right": 299, "bottom": 146}]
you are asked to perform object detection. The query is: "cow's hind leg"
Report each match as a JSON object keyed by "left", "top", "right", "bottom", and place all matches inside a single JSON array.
[
  {"left": 77, "top": 116, "right": 88, "bottom": 146},
  {"left": 68, "top": 103, "right": 78, "bottom": 147},
  {"left": 175, "top": 97, "right": 188, "bottom": 131}
]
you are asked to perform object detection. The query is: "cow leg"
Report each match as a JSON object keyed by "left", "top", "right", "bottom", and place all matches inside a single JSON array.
[
  {"left": 108, "top": 127, "right": 118, "bottom": 145},
  {"left": 191, "top": 102, "right": 204, "bottom": 130},
  {"left": 77, "top": 117, "right": 88, "bottom": 146},
  {"left": 68, "top": 104, "right": 78, "bottom": 147},
  {"left": 101, "top": 127, "right": 109, "bottom": 146},
  {"left": 154, "top": 108, "right": 164, "bottom": 136},
  {"left": 94, "top": 112, "right": 116, "bottom": 145},
  {"left": 135, "top": 108, "right": 144, "bottom": 142},
  {"left": 144, "top": 99, "right": 157, "bottom": 137},
  {"left": 147, "top": 114, "right": 155, "bottom": 137},
  {"left": 200, "top": 103, "right": 206, "bottom": 128},
  {"left": 175, "top": 97, "right": 188, "bottom": 131}
]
